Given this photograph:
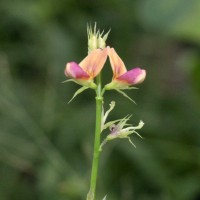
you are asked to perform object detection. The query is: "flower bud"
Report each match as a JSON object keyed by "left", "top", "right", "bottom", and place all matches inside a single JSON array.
[
  {"left": 98, "top": 37, "right": 106, "bottom": 49},
  {"left": 87, "top": 23, "right": 110, "bottom": 54},
  {"left": 88, "top": 35, "right": 98, "bottom": 53}
]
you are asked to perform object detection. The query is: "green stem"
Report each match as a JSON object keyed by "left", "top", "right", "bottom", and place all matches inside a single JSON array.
[{"left": 87, "top": 74, "right": 103, "bottom": 200}]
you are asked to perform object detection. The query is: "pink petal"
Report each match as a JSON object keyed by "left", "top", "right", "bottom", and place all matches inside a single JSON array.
[
  {"left": 79, "top": 48, "right": 107, "bottom": 78},
  {"left": 108, "top": 47, "right": 127, "bottom": 78},
  {"left": 117, "top": 68, "right": 146, "bottom": 85},
  {"left": 65, "top": 62, "right": 90, "bottom": 79}
]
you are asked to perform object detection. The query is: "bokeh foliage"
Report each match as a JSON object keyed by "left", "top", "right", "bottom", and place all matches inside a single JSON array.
[{"left": 0, "top": 0, "right": 200, "bottom": 200}]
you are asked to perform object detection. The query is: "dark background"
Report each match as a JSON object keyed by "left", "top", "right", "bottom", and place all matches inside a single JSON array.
[{"left": 0, "top": 0, "right": 200, "bottom": 200}]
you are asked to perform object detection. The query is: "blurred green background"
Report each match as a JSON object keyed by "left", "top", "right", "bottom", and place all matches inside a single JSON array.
[{"left": 1, "top": 0, "right": 200, "bottom": 200}]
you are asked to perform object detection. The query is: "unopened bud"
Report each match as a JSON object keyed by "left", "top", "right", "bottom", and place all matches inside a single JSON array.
[
  {"left": 87, "top": 23, "right": 110, "bottom": 54},
  {"left": 88, "top": 35, "right": 98, "bottom": 53},
  {"left": 98, "top": 38, "right": 106, "bottom": 49}
]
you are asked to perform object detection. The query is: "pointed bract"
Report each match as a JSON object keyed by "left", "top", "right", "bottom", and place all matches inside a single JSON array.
[{"left": 68, "top": 86, "right": 89, "bottom": 103}]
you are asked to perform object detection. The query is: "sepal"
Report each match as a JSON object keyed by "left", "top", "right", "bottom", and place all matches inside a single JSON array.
[
  {"left": 68, "top": 86, "right": 89, "bottom": 103},
  {"left": 115, "top": 89, "right": 136, "bottom": 104},
  {"left": 104, "top": 83, "right": 137, "bottom": 103},
  {"left": 63, "top": 78, "right": 96, "bottom": 89}
]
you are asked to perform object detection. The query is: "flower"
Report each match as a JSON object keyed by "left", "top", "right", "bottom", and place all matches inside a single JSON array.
[
  {"left": 107, "top": 117, "right": 144, "bottom": 140},
  {"left": 105, "top": 47, "right": 146, "bottom": 90},
  {"left": 99, "top": 115, "right": 144, "bottom": 150},
  {"left": 65, "top": 48, "right": 107, "bottom": 88}
]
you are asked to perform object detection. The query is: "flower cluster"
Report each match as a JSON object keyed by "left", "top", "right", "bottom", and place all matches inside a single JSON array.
[{"left": 64, "top": 25, "right": 146, "bottom": 95}]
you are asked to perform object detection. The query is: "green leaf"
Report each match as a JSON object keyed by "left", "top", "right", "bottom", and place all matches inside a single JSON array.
[
  {"left": 68, "top": 86, "right": 89, "bottom": 103},
  {"left": 115, "top": 89, "right": 136, "bottom": 104}
]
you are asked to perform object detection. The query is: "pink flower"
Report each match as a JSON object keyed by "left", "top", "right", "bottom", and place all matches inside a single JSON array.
[
  {"left": 105, "top": 47, "right": 146, "bottom": 89},
  {"left": 65, "top": 48, "right": 107, "bottom": 88}
]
